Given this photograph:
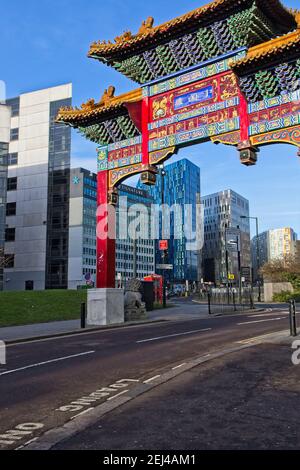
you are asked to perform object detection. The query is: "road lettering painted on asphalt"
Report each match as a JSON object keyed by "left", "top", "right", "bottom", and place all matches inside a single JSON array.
[
  {"left": 0, "top": 423, "right": 44, "bottom": 447},
  {"left": 57, "top": 379, "right": 139, "bottom": 413}
]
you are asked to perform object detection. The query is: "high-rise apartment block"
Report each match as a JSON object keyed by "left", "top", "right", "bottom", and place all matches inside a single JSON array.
[{"left": 251, "top": 227, "right": 298, "bottom": 279}]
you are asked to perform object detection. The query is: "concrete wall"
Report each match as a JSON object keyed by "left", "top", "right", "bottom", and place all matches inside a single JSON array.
[
  {"left": 68, "top": 197, "right": 84, "bottom": 289},
  {"left": 0, "top": 105, "right": 11, "bottom": 142},
  {"left": 264, "top": 282, "right": 294, "bottom": 302}
]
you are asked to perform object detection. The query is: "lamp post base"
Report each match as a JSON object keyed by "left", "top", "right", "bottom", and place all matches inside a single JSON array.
[{"left": 87, "top": 288, "right": 124, "bottom": 326}]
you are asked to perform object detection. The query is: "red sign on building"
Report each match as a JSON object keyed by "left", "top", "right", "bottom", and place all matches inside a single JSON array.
[{"left": 159, "top": 240, "right": 168, "bottom": 251}]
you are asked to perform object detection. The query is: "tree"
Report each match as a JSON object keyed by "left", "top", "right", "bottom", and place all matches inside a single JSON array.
[
  {"left": 0, "top": 248, "right": 12, "bottom": 269},
  {"left": 260, "top": 255, "right": 300, "bottom": 290}
]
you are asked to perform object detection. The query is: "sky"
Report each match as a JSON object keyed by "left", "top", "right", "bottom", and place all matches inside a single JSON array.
[{"left": 1, "top": 0, "right": 300, "bottom": 237}]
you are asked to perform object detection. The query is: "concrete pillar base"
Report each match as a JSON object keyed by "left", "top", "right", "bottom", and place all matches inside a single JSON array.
[{"left": 87, "top": 288, "right": 124, "bottom": 326}]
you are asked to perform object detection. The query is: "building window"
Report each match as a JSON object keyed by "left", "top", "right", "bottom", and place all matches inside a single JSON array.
[
  {"left": 7, "top": 177, "right": 17, "bottom": 191},
  {"left": 5, "top": 228, "right": 15, "bottom": 242},
  {"left": 25, "top": 280, "right": 34, "bottom": 291},
  {"left": 6, "top": 97, "right": 20, "bottom": 117},
  {"left": 6, "top": 202, "right": 16, "bottom": 216},
  {"left": 10, "top": 128, "right": 19, "bottom": 141},
  {"left": 4, "top": 254, "right": 14, "bottom": 268},
  {"left": 8, "top": 153, "right": 18, "bottom": 166}
]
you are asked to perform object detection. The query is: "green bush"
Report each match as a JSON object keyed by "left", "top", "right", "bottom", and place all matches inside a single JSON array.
[{"left": 273, "top": 291, "right": 300, "bottom": 302}]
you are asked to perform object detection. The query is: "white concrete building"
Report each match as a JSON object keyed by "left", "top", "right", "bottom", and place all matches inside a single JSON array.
[
  {"left": 4, "top": 84, "right": 72, "bottom": 291},
  {"left": 68, "top": 167, "right": 97, "bottom": 290},
  {"left": 0, "top": 104, "right": 11, "bottom": 290}
]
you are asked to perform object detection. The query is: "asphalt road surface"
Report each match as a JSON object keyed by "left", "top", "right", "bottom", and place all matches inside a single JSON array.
[{"left": 0, "top": 306, "right": 291, "bottom": 450}]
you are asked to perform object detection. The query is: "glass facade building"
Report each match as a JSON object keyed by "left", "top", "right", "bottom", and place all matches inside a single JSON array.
[
  {"left": 68, "top": 175, "right": 155, "bottom": 289},
  {"left": 45, "top": 99, "right": 71, "bottom": 289},
  {"left": 138, "top": 158, "right": 201, "bottom": 285},
  {"left": 3, "top": 84, "right": 72, "bottom": 291},
  {"left": 202, "top": 189, "right": 251, "bottom": 284},
  {"left": 116, "top": 184, "right": 155, "bottom": 284}
]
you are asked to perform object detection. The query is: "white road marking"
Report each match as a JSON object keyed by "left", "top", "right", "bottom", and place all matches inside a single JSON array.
[
  {"left": 7, "top": 320, "right": 168, "bottom": 348},
  {"left": 71, "top": 408, "right": 95, "bottom": 420},
  {"left": 172, "top": 363, "right": 186, "bottom": 370},
  {"left": 237, "top": 331, "right": 289, "bottom": 345},
  {"left": 137, "top": 328, "right": 212, "bottom": 344},
  {"left": 0, "top": 351, "right": 95, "bottom": 377},
  {"left": 144, "top": 375, "right": 161, "bottom": 384},
  {"left": 107, "top": 390, "right": 128, "bottom": 401},
  {"left": 247, "top": 313, "right": 288, "bottom": 318},
  {"left": 237, "top": 317, "right": 285, "bottom": 326},
  {"left": 16, "top": 437, "right": 38, "bottom": 450}
]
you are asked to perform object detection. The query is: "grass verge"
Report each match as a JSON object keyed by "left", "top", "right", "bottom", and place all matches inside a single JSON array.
[{"left": 0, "top": 290, "right": 87, "bottom": 327}]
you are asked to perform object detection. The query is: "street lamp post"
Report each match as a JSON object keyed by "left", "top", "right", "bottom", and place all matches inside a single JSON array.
[
  {"left": 240, "top": 215, "right": 261, "bottom": 302},
  {"left": 226, "top": 231, "right": 242, "bottom": 304},
  {"left": 224, "top": 225, "right": 230, "bottom": 304}
]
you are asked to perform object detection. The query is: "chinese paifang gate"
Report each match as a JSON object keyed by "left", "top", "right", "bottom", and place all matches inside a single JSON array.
[{"left": 57, "top": 0, "right": 300, "bottom": 294}]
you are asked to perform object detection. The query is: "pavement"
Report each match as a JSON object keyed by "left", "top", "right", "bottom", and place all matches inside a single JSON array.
[
  {"left": 53, "top": 339, "right": 300, "bottom": 450},
  {"left": 0, "top": 303, "right": 296, "bottom": 450},
  {"left": 0, "top": 319, "right": 82, "bottom": 342}
]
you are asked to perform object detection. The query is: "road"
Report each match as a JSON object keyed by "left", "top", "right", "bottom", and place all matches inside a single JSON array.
[{"left": 0, "top": 305, "right": 291, "bottom": 450}]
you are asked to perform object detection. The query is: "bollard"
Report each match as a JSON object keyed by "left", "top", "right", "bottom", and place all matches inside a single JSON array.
[
  {"left": 289, "top": 300, "right": 297, "bottom": 337},
  {"left": 250, "top": 293, "right": 255, "bottom": 310},
  {"left": 233, "top": 291, "right": 237, "bottom": 312},
  {"left": 207, "top": 292, "right": 212, "bottom": 315},
  {"left": 81, "top": 302, "right": 87, "bottom": 329}
]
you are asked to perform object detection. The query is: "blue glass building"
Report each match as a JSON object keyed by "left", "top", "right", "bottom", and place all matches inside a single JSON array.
[{"left": 138, "top": 158, "right": 201, "bottom": 285}]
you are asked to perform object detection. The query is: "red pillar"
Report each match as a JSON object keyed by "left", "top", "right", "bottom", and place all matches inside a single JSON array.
[
  {"left": 238, "top": 88, "right": 250, "bottom": 142},
  {"left": 141, "top": 96, "right": 150, "bottom": 165},
  {"left": 96, "top": 170, "right": 116, "bottom": 288}
]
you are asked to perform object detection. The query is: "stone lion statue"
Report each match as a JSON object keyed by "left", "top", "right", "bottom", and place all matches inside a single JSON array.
[{"left": 124, "top": 279, "right": 147, "bottom": 322}]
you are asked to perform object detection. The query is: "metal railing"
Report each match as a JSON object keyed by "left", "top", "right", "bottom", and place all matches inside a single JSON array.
[{"left": 198, "top": 287, "right": 255, "bottom": 315}]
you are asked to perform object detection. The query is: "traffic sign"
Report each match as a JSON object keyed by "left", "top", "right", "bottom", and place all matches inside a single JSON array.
[
  {"left": 159, "top": 240, "right": 168, "bottom": 251},
  {"left": 228, "top": 274, "right": 235, "bottom": 280},
  {"left": 156, "top": 264, "right": 173, "bottom": 270},
  {"left": 241, "top": 266, "right": 251, "bottom": 282}
]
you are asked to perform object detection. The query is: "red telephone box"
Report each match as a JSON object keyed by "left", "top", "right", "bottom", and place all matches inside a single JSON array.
[{"left": 144, "top": 274, "right": 163, "bottom": 304}]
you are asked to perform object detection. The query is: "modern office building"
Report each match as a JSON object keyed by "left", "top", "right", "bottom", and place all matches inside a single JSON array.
[
  {"left": 68, "top": 167, "right": 97, "bottom": 289},
  {"left": 3, "top": 84, "right": 72, "bottom": 291},
  {"left": 138, "top": 158, "right": 201, "bottom": 286},
  {"left": 0, "top": 104, "right": 11, "bottom": 290},
  {"left": 202, "top": 189, "right": 251, "bottom": 285},
  {"left": 251, "top": 227, "right": 298, "bottom": 279},
  {"left": 116, "top": 184, "right": 155, "bottom": 285},
  {"left": 68, "top": 173, "right": 155, "bottom": 289}
]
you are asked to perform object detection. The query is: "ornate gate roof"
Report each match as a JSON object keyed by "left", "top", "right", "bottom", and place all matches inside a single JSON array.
[{"left": 88, "top": 0, "right": 297, "bottom": 84}]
